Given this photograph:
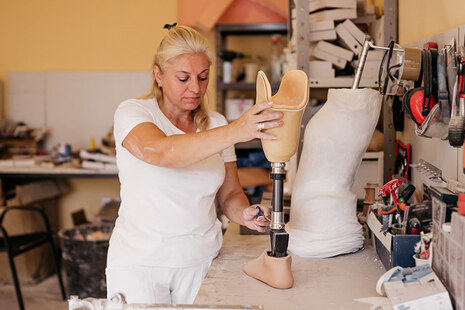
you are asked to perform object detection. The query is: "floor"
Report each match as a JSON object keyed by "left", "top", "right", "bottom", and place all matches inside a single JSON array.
[{"left": 0, "top": 274, "right": 68, "bottom": 310}]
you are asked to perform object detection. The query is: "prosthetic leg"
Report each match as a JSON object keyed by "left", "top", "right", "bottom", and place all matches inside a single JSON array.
[{"left": 243, "top": 70, "right": 309, "bottom": 289}]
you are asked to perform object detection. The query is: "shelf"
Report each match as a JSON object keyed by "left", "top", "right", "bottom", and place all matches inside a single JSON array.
[
  {"left": 215, "top": 23, "right": 287, "bottom": 35},
  {"left": 308, "top": 77, "right": 378, "bottom": 88},
  {"left": 218, "top": 82, "right": 281, "bottom": 91},
  {"left": 235, "top": 139, "right": 262, "bottom": 150}
]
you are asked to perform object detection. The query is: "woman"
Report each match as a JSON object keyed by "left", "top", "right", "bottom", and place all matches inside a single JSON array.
[{"left": 106, "top": 24, "right": 283, "bottom": 305}]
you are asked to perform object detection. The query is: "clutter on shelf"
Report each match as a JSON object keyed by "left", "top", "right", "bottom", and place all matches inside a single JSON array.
[
  {"left": 289, "top": 0, "right": 382, "bottom": 83},
  {"left": 0, "top": 119, "right": 48, "bottom": 158}
]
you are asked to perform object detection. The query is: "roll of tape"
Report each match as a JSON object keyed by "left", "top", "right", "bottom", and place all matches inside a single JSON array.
[{"left": 401, "top": 47, "right": 422, "bottom": 81}]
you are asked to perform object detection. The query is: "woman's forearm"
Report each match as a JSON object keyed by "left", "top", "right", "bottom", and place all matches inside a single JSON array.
[{"left": 127, "top": 123, "right": 239, "bottom": 168}]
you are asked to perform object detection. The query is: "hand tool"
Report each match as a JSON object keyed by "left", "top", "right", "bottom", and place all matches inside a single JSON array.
[
  {"left": 437, "top": 50, "right": 450, "bottom": 123},
  {"left": 379, "top": 179, "right": 403, "bottom": 232},
  {"left": 449, "top": 56, "right": 465, "bottom": 147},
  {"left": 379, "top": 179, "right": 403, "bottom": 205},
  {"left": 399, "top": 184, "right": 416, "bottom": 202},
  {"left": 255, "top": 206, "right": 271, "bottom": 222}
]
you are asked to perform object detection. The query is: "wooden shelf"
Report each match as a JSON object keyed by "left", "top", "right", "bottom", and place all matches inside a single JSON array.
[
  {"left": 235, "top": 139, "right": 262, "bottom": 150},
  {"left": 215, "top": 23, "right": 287, "bottom": 35},
  {"left": 218, "top": 81, "right": 281, "bottom": 91},
  {"left": 308, "top": 77, "right": 378, "bottom": 88}
]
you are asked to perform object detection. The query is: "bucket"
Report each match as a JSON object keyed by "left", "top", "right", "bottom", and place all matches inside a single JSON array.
[
  {"left": 59, "top": 224, "right": 113, "bottom": 298},
  {"left": 413, "top": 254, "right": 431, "bottom": 267}
]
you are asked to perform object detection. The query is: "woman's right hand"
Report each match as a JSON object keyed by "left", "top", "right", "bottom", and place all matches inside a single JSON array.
[{"left": 230, "top": 101, "right": 283, "bottom": 142}]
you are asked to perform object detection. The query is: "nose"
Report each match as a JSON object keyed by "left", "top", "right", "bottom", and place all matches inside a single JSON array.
[{"left": 189, "top": 79, "right": 200, "bottom": 93}]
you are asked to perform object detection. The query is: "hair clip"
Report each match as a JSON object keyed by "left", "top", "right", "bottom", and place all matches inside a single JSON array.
[{"left": 163, "top": 22, "right": 177, "bottom": 30}]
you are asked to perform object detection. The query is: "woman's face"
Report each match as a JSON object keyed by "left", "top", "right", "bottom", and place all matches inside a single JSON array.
[{"left": 154, "top": 52, "right": 210, "bottom": 113}]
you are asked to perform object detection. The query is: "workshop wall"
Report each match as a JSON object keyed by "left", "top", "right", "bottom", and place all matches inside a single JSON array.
[
  {"left": 0, "top": 0, "right": 218, "bottom": 114},
  {"left": 399, "top": 0, "right": 465, "bottom": 45}
]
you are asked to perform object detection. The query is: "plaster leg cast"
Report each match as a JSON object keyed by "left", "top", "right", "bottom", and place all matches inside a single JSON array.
[
  {"left": 243, "top": 70, "right": 309, "bottom": 289},
  {"left": 287, "top": 88, "right": 382, "bottom": 258}
]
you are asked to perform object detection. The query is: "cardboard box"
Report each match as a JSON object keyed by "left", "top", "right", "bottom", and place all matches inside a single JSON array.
[
  {"left": 0, "top": 180, "right": 67, "bottom": 284},
  {"left": 336, "top": 23, "right": 362, "bottom": 54},
  {"left": 309, "top": 0, "right": 357, "bottom": 13},
  {"left": 308, "top": 29, "right": 337, "bottom": 42},
  {"left": 383, "top": 266, "right": 453, "bottom": 310},
  {"left": 312, "top": 48, "right": 347, "bottom": 69},
  {"left": 309, "top": 61, "right": 335, "bottom": 78},
  {"left": 341, "top": 19, "right": 366, "bottom": 44},
  {"left": 308, "top": 20, "right": 334, "bottom": 32},
  {"left": 309, "top": 8, "right": 357, "bottom": 23},
  {"left": 367, "top": 211, "right": 420, "bottom": 270},
  {"left": 315, "top": 40, "right": 354, "bottom": 61}
]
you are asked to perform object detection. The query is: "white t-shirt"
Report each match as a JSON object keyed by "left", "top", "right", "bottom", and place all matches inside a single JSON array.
[{"left": 107, "top": 98, "right": 236, "bottom": 268}]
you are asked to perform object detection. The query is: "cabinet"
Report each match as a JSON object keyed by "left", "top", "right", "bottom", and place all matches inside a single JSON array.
[{"left": 215, "top": 23, "right": 288, "bottom": 150}]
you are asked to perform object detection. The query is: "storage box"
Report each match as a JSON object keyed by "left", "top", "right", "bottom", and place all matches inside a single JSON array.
[
  {"left": 382, "top": 266, "right": 453, "bottom": 310},
  {"left": 367, "top": 211, "right": 420, "bottom": 270}
]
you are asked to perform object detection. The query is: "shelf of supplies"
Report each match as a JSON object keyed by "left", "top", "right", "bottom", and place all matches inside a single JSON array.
[
  {"left": 308, "top": 77, "right": 378, "bottom": 88},
  {"left": 216, "top": 23, "right": 287, "bottom": 36},
  {"left": 218, "top": 82, "right": 281, "bottom": 91}
]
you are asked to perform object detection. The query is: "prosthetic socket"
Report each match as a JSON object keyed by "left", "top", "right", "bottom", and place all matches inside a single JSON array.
[{"left": 243, "top": 70, "right": 309, "bottom": 289}]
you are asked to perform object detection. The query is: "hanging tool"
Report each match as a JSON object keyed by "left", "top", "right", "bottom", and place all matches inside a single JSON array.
[
  {"left": 449, "top": 56, "right": 465, "bottom": 147},
  {"left": 437, "top": 50, "right": 450, "bottom": 123}
]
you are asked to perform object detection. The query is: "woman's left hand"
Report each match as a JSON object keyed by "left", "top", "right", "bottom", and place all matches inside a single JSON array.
[{"left": 242, "top": 205, "right": 271, "bottom": 233}]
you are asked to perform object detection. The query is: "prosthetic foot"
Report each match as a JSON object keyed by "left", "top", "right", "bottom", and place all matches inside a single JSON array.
[
  {"left": 243, "top": 70, "right": 308, "bottom": 289},
  {"left": 243, "top": 250, "right": 293, "bottom": 289}
]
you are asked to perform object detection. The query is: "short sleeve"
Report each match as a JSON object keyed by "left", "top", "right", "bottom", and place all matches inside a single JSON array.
[
  {"left": 114, "top": 99, "right": 153, "bottom": 147},
  {"left": 208, "top": 112, "right": 237, "bottom": 163}
]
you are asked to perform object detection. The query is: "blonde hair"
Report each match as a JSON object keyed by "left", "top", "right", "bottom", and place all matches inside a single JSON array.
[{"left": 140, "top": 25, "right": 213, "bottom": 131}]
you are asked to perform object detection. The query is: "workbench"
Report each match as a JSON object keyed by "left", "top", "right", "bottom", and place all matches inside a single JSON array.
[
  {"left": 0, "top": 165, "right": 117, "bottom": 178},
  {"left": 195, "top": 223, "right": 386, "bottom": 309}
]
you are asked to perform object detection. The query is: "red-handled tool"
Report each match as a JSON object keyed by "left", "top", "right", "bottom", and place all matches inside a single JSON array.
[{"left": 379, "top": 179, "right": 403, "bottom": 205}]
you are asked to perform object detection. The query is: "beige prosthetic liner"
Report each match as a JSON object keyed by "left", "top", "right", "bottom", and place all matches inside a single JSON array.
[
  {"left": 287, "top": 88, "right": 381, "bottom": 258},
  {"left": 243, "top": 70, "right": 308, "bottom": 289}
]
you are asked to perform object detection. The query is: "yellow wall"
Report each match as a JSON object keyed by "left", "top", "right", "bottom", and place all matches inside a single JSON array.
[
  {"left": 399, "top": 0, "right": 465, "bottom": 45},
  {"left": 0, "top": 0, "right": 219, "bottom": 111}
]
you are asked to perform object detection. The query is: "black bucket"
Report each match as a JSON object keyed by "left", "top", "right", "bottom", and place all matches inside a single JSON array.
[{"left": 59, "top": 224, "right": 113, "bottom": 298}]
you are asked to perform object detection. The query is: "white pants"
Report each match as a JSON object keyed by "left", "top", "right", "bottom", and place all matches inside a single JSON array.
[{"left": 105, "top": 261, "right": 211, "bottom": 305}]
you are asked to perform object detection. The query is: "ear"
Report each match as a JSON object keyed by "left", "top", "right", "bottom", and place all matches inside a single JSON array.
[{"left": 153, "top": 65, "right": 163, "bottom": 87}]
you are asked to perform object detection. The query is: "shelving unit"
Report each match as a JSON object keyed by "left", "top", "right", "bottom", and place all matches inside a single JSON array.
[
  {"left": 215, "top": 23, "right": 287, "bottom": 150},
  {"left": 292, "top": 0, "right": 397, "bottom": 182}
]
